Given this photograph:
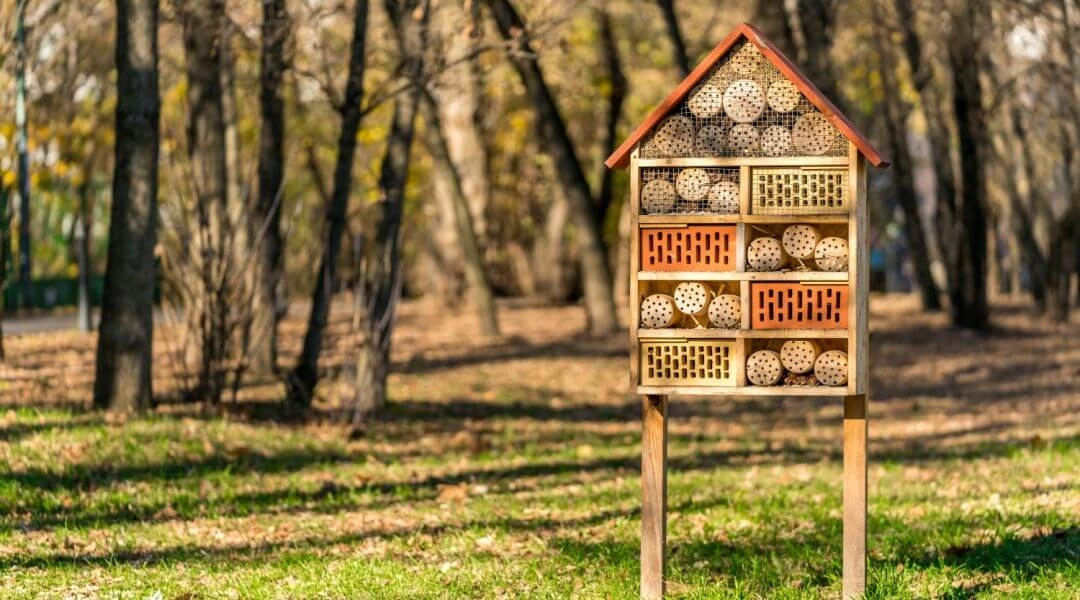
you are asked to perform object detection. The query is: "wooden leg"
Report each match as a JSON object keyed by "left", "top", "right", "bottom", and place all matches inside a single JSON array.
[
  {"left": 641, "top": 394, "right": 668, "bottom": 600},
  {"left": 843, "top": 394, "right": 867, "bottom": 599}
]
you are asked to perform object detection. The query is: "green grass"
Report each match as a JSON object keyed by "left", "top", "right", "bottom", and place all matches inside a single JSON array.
[{"left": 0, "top": 401, "right": 1076, "bottom": 599}]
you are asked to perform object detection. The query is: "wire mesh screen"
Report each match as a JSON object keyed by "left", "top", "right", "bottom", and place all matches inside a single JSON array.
[
  {"left": 639, "top": 41, "right": 847, "bottom": 159},
  {"left": 640, "top": 167, "right": 740, "bottom": 215}
]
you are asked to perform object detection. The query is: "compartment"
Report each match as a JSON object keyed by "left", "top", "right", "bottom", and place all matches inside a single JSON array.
[
  {"left": 640, "top": 339, "right": 736, "bottom": 386},
  {"left": 750, "top": 282, "right": 849, "bottom": 329},
  {"left": 638, "top": 280, "right": 743, "bottom": 329},
  {"left": 640, "top": 225, "right": 737, "bottom": 272},
  {"left": 639, "top": 167, "right": 740, "bottom": 215},
  {"left": 745, "top": 223, "right": 849, "bottom": 272},
  {"left": 744, "top": 338, "right": 847, "bottom": 387},
  {"left": 749, "top": 166, "right": 848, "bottom": 215}
]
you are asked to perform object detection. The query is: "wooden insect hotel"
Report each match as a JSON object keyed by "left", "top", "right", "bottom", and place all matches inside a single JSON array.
[{"left": 605, "top": 23, "right": 888, "bottom": 600}]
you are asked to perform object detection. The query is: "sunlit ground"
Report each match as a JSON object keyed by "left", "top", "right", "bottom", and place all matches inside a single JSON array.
[{"left": 0, "top": 294, "right": 1077, "bottom": 598}]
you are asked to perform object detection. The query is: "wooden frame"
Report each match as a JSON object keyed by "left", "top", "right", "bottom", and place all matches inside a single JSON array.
[{"left": 612, "top": 23, "right": 885, "bottom": 600}]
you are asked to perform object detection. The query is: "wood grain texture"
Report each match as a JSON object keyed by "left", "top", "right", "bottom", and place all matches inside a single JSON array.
[
  {"left": 630, "top": 150, "right": 641, "bottom": 389},
  {"left": 641, "top": 394, "right": 668, "bottom": 599},
  {"left": 843, "top": 393, "right": 868, "bottom": 599}
]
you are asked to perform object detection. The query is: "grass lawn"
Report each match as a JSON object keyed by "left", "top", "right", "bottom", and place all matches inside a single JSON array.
[{"left": 0, "top": 295, "right": 1077, "bottom": 598}]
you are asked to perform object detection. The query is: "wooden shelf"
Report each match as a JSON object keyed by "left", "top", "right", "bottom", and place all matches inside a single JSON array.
[
  {"left": 639, "top": 214, "right": 740, "bottom": 225},
  {"left": 637, "top": 156, "right": 849, "bottom": 168},
  {"left": 742, "top": 214, "right": 849, "bottom": 224},
  {"left": 638, "top": 271, "right": 848, "bottom": 282},
  {"left": 636, "top": 328, "right": 847, "bottom": 339},
  {"left": 637, "top": 214, "right": 848, "bottom": 225},
  {"left": 636, "top": 385, "right": 849, "bottom": 397}
]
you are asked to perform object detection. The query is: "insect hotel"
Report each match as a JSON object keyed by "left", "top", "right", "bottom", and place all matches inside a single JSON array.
[{"left": 605, "top": 23, "right": 888, "bottom": 599}]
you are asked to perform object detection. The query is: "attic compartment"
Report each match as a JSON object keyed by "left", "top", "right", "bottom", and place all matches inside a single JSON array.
[{"left": 638, "top": 40, "right": 847, "bottom": 160}]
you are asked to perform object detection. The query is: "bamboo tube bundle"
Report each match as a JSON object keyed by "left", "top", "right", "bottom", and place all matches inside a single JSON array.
[
  {"left": 707, "top": 293, "right": 741, "bottom": 328},
  {"left": 648, "top": 115, "right": 695, "bottom": 157},
  {"left": 706, "top": 180, "right": 740, "bottom": 214},
  {"left": 782, "top": 224, "right": 822, "bottom": 264},
  {"left": 673, "top": 282, "right": 713, "bottom": 318},
  {"left": 814, "top": 236, "right": 849, "bottom": 272},
  {"left": 695, "top": 124, "right": 725, "bottom": 156},
  {"left": 729, "top": 43, "right": 762, "bottom": 75},
  {"left": 687, "top": 82, "right": 724, "bottom": 119},
  {"left": 747, "top": 236, "right": 786, "bottom": 271},
  {"left": 641, "top": 179, "right": 676, "bottom": 214},
  {"left": 761, "top": 125, "right": 793, "bottom": 157},
  {"left": 723, "top": 79, "right": 765, "bottom": 123},
  {"left": 779, "top": 340, "right": 821, "bottom": 374},
  {"left": 814, "top": 350, "right": 848, "bottom": 386},
  {"left": 675, "top": 168, "right": 712, "bottom": 201},
  {"left": 640, "top": 294, "right": 679, "bottom": 328},
  {"left": 746, "top": 349, "right": 784, "bottom": 386},
  {"left": 793, "top": 113, "right": 835, "bottom": 155},
  {"left": 767, "top": 79, "right": 800, "bottom": 113}
]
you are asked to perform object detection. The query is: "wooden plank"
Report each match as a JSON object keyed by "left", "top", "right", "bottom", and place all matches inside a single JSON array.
[
  {"left": 637, "top": 385, "right": 850, "bottom": 397},
  {"left": 630, "top": 150, "right": 642, "bottom": 390},
  {"left": 636, "top": 328, "right": 848, "bottom": 340},
  {"left": 638, "top": 271, "right": 849, "bottom": 282},
  {"left": 851, "top": 152, "right": 869, "bottom": 394},
  {"left": 843, "top": 393, "right": 868, "bottom": 599},
  {"left": 639, "top": 214, "right": 740, "bottom": 225},
  {"left": 637, "top": 155, "right": 851, "bottom": 168},
  {"left": 641, "top": 394, "right": 668, "bottom": 600},
  {"left": 742, "top": 215, "right": 850, "bottom": 224}
]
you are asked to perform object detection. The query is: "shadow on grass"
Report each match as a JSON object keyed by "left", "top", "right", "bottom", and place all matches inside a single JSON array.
[{"left": 8, "top": 431, "right": 1075, "bottom": 536}]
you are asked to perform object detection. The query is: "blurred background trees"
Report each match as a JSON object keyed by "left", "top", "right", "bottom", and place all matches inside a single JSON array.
[{"left": 0, "top": 0, "right": 1076, "bottom": 415}]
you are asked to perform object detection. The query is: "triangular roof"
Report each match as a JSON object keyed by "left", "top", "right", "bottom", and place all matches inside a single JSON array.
[{"left": 605, "top": 22, "right": 889, "bottom": 169}]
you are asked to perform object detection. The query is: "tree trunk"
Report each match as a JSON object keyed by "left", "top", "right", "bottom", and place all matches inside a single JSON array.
[
  {"left": 76, "top": 181, "right": 93, "bottom": 332},
  {"left": 289, "top": 0, "right": 370, "bottom": 406},
  {"left": 869, "top": 4, "right": 940, "bottom": 310},
  {"left": 420, "top": 92, "right": 499, "bottom": 336},
  {"left": 753, "top": 0, "right": 796, "bottom": 58},
  {"left": 946, "top": 4, "right": 989, "bottom": 329},
  {"left": 485, "top": 0, "right": 617, "bottom": 335},
  {"left": 0, "top": 186, "right": 10, "bottom": 359},
  {"left": 182, "top": 0, "right": 232, "bottom": 402},
  {"left": 655, "top": 0, "right": 690, "bottom": 76},
  {"left": 252, "top": 0, "right": 288, "bottom": 373},
  {"left": 93, "top": 0, "right": 160, "bottom": 411},
  {"left": 351, "top": 0, "right": 428, "bottom": 422},
  {"left": 15, "top": 0, "right": 32, "bottom": 311},
  {"left": 595, "top": 6, "right": 626, "bottom": 226},
  {"left": 794, "top": 0, "right": 840, "bottom": 103}
]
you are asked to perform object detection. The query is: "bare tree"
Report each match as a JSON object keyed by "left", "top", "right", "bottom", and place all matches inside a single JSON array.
[
  {"left": 655, "top": 0, "right": 690, "bottom": 76},
  {"left": 93, "top": 0, "right": 160, "bottom": 411},
  {"left": 289, "top": 0, "right": 370, "bottom": 406},
  {"left": 485, "top": 0, "right": 617, "bottom": 335},
  {"left": 869, "top": 1, "right": 941, "bottom": 310},
  {"left": 252, "top": 0, "right": 289, "bottom": 372},
  {"left": 180, "top": 0, "right": 236, "bottom": 400},
  {"left": 420, "top": 92, "right": 500, "bottom": 336},
  {"left": 350, "top": 0, "right": 429, "bottom": 421}
]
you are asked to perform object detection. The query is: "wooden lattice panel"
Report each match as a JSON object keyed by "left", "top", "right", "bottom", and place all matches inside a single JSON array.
[
  {"left": 750, "top": 167, "right": 848, "bottom": 214},
  {"left": 640, "top": 226, "right": 737, "bottom": 272},
  {"left": 750, "top": 283, "right": 849, "bottom": 329},
  {"left": 640, "top": 340, "right": 735, "bottom": 386}
]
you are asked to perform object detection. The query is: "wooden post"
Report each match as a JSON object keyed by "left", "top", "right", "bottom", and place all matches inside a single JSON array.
[
  {"left": 842, "top": 393, "right": 867, "bottom": 599},
  {"left": 641, "top": 393, "right": 668, "bottom": 600}
]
